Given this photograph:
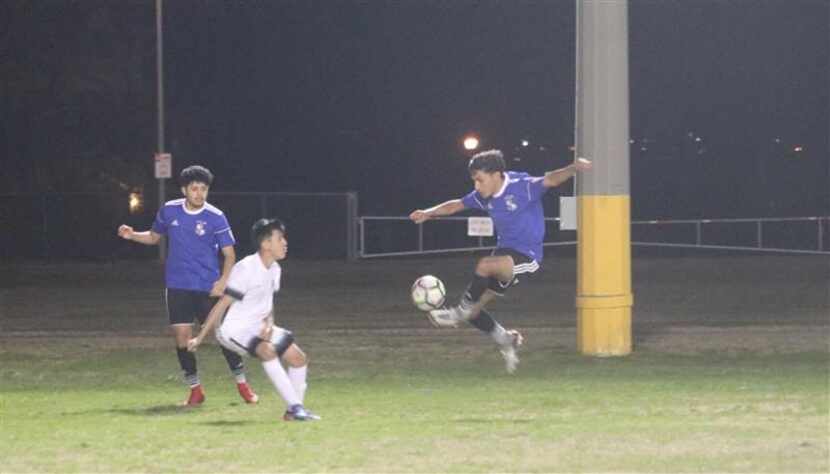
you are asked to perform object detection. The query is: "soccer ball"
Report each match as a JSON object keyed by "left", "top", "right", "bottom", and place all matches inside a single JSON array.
[{"left": 411, "top": 275, "right": 446, "bottom": 312}]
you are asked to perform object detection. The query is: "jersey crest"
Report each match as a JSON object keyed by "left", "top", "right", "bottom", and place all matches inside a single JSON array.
[
  {"left": 504, "top": 194, "right": 518, "bottom": 211},
  {"left": 195, "top": 220, "right": 207, "bottom": 236}
]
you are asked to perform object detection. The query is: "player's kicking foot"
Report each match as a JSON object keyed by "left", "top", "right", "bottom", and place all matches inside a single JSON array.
[
  {"left": 182, "top": 384, "right": 205, "bottom": 406},
  {"left": 427, "top": 306, "right": 465, "bottom": 328},
  {"left": 283, "top": 404, "right": 321, "bottom": 421},
  {"left": 236, "top": 382, "right": 259, "bottom": 404},
  {"left": 499, "top": 330, "right": 524, "bottom": 374}
]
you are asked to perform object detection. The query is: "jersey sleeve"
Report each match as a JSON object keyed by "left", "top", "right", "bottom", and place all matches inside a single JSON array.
[
  {"left": 214, "top": 214, "right": 236, "bottom": 248},
  {"left": 224, "top": 263, "right": 248, "bottom": 300},
  {"left": 523, "top": 176, "right": 547, "bottom": 202},
  {"left": 461, "top": 190, "right": 486, "bottom": 210},
  {"left": 151, "top": 207, "right": 168, "bottom": 235}
]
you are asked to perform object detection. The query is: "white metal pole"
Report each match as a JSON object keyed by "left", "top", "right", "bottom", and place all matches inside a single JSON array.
[{"left": 156, "top": 0, "right": 166, "bottom": 262}]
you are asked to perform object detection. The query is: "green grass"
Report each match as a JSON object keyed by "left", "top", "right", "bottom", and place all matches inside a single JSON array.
[{"left": 1, "top": 333, "right": 827, "bottom": 473}]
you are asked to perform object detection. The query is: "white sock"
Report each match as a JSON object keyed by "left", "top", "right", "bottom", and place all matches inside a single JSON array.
[
  {"left": 287, "top": 365, "right": 308, "bottom": 403},
  {"left": 261, "top": 358, "right": 301, "bottom": 407},
  {"left": 490, "top": 323, "right": 511, "bottom": 346}
]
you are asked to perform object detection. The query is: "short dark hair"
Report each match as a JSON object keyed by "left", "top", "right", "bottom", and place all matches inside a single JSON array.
[
  {"left": 179, "top": 165, "right": 214, "bottom": 187},
  {"left": 251, "top": 217, "right": 286, "bottom": 248},
  {"left": 468, "top": 149, "right": 506, "bottom": 175}
]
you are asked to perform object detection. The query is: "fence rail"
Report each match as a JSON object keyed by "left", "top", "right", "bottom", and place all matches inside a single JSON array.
[
  {"left": 631, "top": 216, "right": 828, "bottom": 254},
  {"left": 358, "top": 215, "right": 830, "bottom": 258}
]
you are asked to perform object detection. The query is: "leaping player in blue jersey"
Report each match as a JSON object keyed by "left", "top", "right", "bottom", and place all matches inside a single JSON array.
[
  {"left": 409, "top": 150, "right": 592, "bottom": 373},
  {"left": 117, "top": 165, "right": 259, "bottom": 406}
]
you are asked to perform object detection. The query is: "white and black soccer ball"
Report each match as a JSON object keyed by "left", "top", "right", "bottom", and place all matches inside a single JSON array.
[{"left": 411, "top": 275, "right": 446, "bottom": 312}]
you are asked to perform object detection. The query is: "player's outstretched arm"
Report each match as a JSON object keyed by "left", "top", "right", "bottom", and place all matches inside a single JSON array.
[
  {"left": 409, "top": 199, "right": 465, "bottom": 224},
  {"left": 543, "top": 157, "right": 593, "bottom": 188},
  {"left": 187, "top": 295, "right": 234, "bottom": 352},
  {"left": 117, "top": 225, "right": 162, "bottom": 245}
]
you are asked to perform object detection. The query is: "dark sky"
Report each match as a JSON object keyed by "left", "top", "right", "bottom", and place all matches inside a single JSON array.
[{"left": 2, "top": 0, "right": 828, "bottom": 218}]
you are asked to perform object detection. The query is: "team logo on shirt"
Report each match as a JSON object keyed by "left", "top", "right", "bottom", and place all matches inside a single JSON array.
[
  {"left": 504, "top": 195, "right": 518, "bottom": 211},
  {"left": 195, "top": 220, "right": 207, "bottom": 236}
]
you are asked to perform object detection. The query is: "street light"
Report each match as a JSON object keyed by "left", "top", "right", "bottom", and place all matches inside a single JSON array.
[{"left": 463, "top": 135, "right": 480, "bottom": 151}]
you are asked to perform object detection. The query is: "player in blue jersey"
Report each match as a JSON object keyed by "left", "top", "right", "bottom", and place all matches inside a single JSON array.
[
  {"left": 117, "top": 165, "right": 258, "bottom": 405},
  {"left": 409, "top": 150, "right": 592, "bottom": 373}
]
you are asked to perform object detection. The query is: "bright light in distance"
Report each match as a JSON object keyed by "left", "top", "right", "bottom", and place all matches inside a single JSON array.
[
  {"left": 521, "top": 140, "right": 529, "bottom": 147},
  {"left": 128, "top": 191, "right": 144, "bottom": 214},
  {"left": 793, "top": 146, "right": 803, "bottom": 152},
  {"left": 695, "top": 137, "right": 702, "bottom": 142},
  {"left": 463, "top": 136, "right": 479, "bottom": 151}
]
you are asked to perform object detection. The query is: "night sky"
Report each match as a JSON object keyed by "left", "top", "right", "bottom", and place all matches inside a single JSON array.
[{"left": 2, "top": 0, "right": 828, "bottom": 218}]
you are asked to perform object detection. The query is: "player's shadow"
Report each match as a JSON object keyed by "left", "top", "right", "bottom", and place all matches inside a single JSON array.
[
  {"left": 59, "top": 404, "right": 194, "bottom": 417},
  {"left": 198, "top": 420, "right": 260, "bottom": 427},
  {"left": 452, "top": 418, "right": 535, "bottom": 425},
  {"left": 105, "top": 404, "right": 194, "bottom": 416}
]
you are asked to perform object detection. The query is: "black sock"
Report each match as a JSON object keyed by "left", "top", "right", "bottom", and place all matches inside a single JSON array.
[
  {"left": 176, "top": 347, "right": 198, "bottom": 385},
  {"left": 468, "top": 309, "right": 497, "bottom": 333},
  {"left": 463, "top": 274, "right": 490, "bottom": 305},
  {"left": 221, "top": 346, "right": 244, "bottom": 374}
]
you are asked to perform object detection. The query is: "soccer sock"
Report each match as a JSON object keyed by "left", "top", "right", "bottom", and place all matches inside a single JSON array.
[
  {"left": 261, "top": 358, "right": 301, "bottom": 408},
  {"left": 287, "top": 365, "right": 308, "bottom": 403},
  {"left": 220, "top": 347, "right": 247, "bottom": 383},
  {"left": 468, "top": 310, "right": 512, "bottom": 346},
  {"left": 461, "top": 274, "right": 490, "bottom": 309},
  {"left": 176, "top": 348, "right": 200, "bottom": 387}
]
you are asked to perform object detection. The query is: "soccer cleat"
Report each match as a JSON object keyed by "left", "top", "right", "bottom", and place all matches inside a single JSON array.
[
  {"left": 236, "top": 382, "right": 259, "bottom": 404},
  {"left": 183, "top": 384, "right": 205, "bottom": 406},
  {"left": 427, "top": 306, "right": 464, "bottom": 328},
  {"left": 499, "top": 330, "right": 524, "bottom": 374},
  {"left": 283, "top": 404, "right": 321, "bottom": 421}
]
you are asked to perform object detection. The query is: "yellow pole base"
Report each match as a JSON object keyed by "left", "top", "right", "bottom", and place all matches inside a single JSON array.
[
  {"left": 577, "top": 195, "right": 633, "bottom": 356},
  {"left": 577, "top": 305, "right": 632, "bottom": 356}
]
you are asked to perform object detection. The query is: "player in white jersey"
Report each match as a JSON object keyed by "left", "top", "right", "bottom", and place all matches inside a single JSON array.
[
  {"left": 410, "top": 150, "right": 592, "bottom": 373},
  {"left": 188, "top": 218, "right": 319, "bottom": 421}
]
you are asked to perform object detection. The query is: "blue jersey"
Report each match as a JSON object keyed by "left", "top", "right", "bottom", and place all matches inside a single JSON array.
[
  {"left": 461, "top": 171, "right": 547, "bottom": 262},
  {"left": 151, "top": 199, "right": 236, "bottom": 292}
]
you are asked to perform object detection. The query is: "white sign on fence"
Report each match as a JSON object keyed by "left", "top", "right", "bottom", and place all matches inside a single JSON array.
[
  {"left": 154, "top": 153, "right": 172, "bottom": 179},
  {"left": 467, "top": 217, "right": 494, "bottom": 237}
]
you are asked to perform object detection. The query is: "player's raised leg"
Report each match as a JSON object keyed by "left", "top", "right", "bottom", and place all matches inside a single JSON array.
[
  {"left": 428, "top": 254, "right": 512, "bottom": 324},
  {"left": 429, "top": 254, "right": 524, "bottom": 372}
]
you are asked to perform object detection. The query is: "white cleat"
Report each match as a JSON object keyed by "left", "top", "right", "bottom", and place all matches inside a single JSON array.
[
  {"left": 499, "top": 330, "right": 524, "bottom": 374},
  {"left": 427, "top": 307, "right": 463, "bottom": 328}
]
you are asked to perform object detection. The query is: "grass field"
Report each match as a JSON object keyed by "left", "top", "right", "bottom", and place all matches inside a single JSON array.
[{"left": 1, "top": 251, "right": 828, "bottom": 472}]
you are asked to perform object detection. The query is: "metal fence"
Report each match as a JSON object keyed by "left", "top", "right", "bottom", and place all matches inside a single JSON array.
[
  {"left": 358, "top": 216, "right": 576, "bottom": 258},
  {"left": 358, "top": 215, "right": 830, "bottom": 258},
  {"left": 631, "top": 216, "right": 829, "bottom": 255},
  {"left": 2, "top": 191, "right": 826, "bottom": 260}
]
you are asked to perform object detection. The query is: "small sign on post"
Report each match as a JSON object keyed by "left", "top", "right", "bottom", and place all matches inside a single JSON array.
[
  {"left": 154, "top": 153, "right": 172, "bottom": 179},
  {"left": 559, "top": 196, "right": 577, "bottom": 230},
  {"left": 467, "top": 217, "right": 494, "bottom": 237}
]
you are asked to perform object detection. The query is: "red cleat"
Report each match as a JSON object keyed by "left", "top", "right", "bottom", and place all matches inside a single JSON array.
[
  {"left": 183, "top": 384, "right": 205, "bottom": 406},
  {"left": 237, "top": 382, "right": 259, "bottom": 404}
]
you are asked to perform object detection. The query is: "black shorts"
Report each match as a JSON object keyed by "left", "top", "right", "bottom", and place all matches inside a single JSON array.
[
  {"left": 165, "top": 288, "right": 216, "bottom": 326},
  {"left": 487, "top": 247, "right": 541, "bottom": 296}
]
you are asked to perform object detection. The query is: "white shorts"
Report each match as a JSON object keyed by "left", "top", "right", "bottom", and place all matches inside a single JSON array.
[{"left": 216, "top": 322, "right": 294, "bottom": 358}]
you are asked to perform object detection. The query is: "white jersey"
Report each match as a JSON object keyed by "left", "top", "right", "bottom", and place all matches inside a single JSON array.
[{"left": 223, "top": 254, "right": 281, "bottom": 328}]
